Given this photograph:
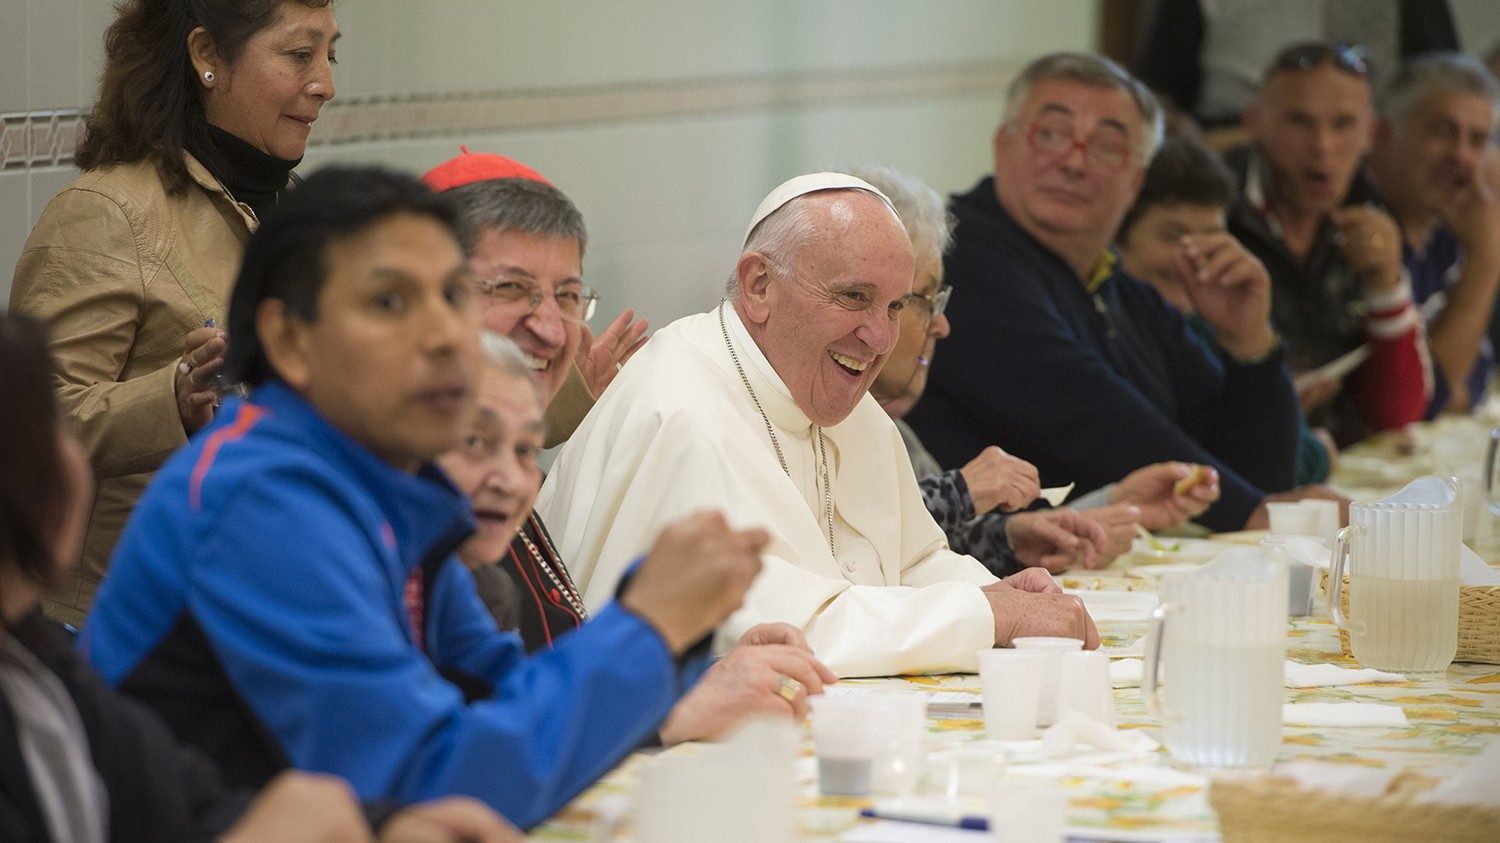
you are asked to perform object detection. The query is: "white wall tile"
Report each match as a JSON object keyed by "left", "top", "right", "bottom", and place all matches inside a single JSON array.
[
  {"left": 0, "top": 0, "right": 27, "bottom": 114},
  {"left": 0, "top": 172, "right": 30, "bottom": 306},
  {"left": 28, "top": 0, "right": 81, "bottom": 110}
]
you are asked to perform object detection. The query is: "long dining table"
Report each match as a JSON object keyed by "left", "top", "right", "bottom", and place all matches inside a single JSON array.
[{"left": 532, "top": 416, "right": 1500, "bottom": 841}]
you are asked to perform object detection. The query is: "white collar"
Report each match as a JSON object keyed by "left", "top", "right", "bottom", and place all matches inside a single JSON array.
[{"left": 720, "top": 301, "right": 812, "bottom": 434}]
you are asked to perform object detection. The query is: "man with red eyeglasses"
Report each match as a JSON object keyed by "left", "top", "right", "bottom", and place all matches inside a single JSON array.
[{"left": 906, "top": 53, "right": 1301, "bottom": 532}]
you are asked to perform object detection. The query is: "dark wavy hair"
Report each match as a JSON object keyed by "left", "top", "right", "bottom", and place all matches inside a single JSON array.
[
  {"left": 225, "top": 165, "right": 461, "bottom": 387},
  {"left": 0, "top": 313, "right": 70, "bottom": 594},
  {"left": 1117, "top": 135, "right": 1237, "bottom": 241},
  {"left": 76, "top": 0, "right": 332, "bottom": 194}
]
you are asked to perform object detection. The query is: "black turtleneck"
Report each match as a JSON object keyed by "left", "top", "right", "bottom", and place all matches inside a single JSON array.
[{"left": 186, "top": 122, "right": 300, "bottom": 222}]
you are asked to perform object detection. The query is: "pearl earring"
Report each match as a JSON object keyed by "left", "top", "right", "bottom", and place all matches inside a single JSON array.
[{"left": 204, "top": 71, "right": 215, "bottom": 83}]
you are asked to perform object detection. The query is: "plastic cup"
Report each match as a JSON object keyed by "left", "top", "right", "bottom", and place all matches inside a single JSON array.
[
  {"left": 811, "top": 694, "right": 924, "bottom": 797},
  {"left": 1303, "top": 499, "right": 1340, "bottom": 547},
  {"left": 1010, "top": 637, "right": 1084, "bottom": 726},
  {"left": 1055, "top": 650, "right": 1114, "bottom": 727},
  {"left": 977, "top": 650, "right": 1045, "bottom": 740},
  {"left": 1267, "top": 501, "right": 1320, "bottom": 537},
  {"left": 926, "top": 742, "right": 1007, "bottom": 804}
]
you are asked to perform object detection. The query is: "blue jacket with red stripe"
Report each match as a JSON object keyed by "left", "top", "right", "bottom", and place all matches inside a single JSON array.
[{"left": 82, "top": 381, "right": 689, "bottom": 829}]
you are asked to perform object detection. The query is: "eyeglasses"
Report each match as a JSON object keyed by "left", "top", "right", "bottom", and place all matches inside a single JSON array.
[
  {"left": 1025, "top": 116, "right": 1133, "bottom": 170},
  {"left": 1271, "top": 42, "right": 1369, "bottom": 78},
  {"left": 472, "top": 276, "right": 599, "bottom": 323},
  {"left": 905, "top": 283, "right": 952, "bottom": 324}
]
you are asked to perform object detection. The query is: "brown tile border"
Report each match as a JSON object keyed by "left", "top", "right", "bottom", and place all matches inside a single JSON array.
[{"left": 1, "top": 58, "right": 1018, "bottom": 171}]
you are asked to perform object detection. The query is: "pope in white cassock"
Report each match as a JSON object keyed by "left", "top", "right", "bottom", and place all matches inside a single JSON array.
[{"left": 536, "top": 173, "right": 1098, "bottom": 678}]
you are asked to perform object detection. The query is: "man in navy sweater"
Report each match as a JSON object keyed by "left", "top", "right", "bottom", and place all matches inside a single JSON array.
[{"left": 907, "top": 53, "right": 1299, "bottom": 532}]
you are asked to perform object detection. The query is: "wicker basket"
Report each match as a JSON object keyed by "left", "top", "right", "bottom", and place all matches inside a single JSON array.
[
  {"left": 1319, "top": 571, "right": 1500, "bottom": 665},
  {"left": 1210, "top": 776, "right": 1500, "bottom": 842}
]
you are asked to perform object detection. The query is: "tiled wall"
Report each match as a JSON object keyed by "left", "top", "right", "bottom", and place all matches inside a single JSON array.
[{"left": 1, "top": 0, "right": 1099, "bottom": 321}]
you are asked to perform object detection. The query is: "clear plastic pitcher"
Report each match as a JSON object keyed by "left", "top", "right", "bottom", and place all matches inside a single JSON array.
[
  {"left": 1329, "top": 476, "right": 1461, "bottom": 673},
  {"left": 1143, "top": 548, "right": 1287, "bottom": 771}
]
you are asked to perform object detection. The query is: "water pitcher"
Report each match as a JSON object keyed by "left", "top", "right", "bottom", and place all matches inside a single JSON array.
[
  {"left": 1329, "top": 476, "right": 1461, "bottom": 673},
  {"left": 1143, "top": 548, "right": 1287, "bottom": 771}
]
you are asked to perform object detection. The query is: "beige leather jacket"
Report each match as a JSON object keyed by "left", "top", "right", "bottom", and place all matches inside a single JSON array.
[{"left": 9, "top": 154, "right": 257, "bottom": 623}]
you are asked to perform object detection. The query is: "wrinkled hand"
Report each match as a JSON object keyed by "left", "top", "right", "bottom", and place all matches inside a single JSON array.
[
  {"left": 621, "top": 511, "right": 767, "bottom": 654},
  {"left": 381, "top": 798, "right": 522, "bottom": 843},
  {"left": 577, "top": 308, "right": 648, "bottom": 398},
  {"left": 221, "top": 772, "right": 371, "bottom": 843},
  {"left": 1078, "top": 503, "right": 1141, "bottom": 566},
  {"left": 175, "top": 325, "right": 227, "bottom": 434},
  {"left": 959, "top": 445, "right": 1041, "bottom": 515},
  {"left": 1112, "top": 462, "right": 1220, "bottom": 531},
  {"left": 657, "top": 641, "right": 836, "bottom": 745},
  {"left": 982, "top": 572, "right": 1099, "bottom": 649},
  {"left": 1243, "top": 485, "right": 1351, "bottom": 530},
  {"left": 1330, "top": 206, "right": 1403, "bottom": 293},
  {"left": 1176, "top": 233, "right": 1276, "bottom": 360},
  {"left": 1004, "top": 509, "right": 1106, "bottom": 573}
]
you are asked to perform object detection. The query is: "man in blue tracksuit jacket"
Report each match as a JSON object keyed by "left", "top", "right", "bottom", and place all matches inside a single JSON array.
[{"left": 81, "top": 165, "right": 765, "bottom": 830}]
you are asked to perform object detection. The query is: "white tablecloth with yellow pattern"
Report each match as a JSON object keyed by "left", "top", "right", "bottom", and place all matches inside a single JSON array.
[{"left": 532, "top": 419, "right": 1500, "bottom": 840}]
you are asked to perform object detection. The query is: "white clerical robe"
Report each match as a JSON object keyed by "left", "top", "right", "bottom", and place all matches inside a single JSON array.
[{"left": 536, "top": 303, "right": 999, "bottom": 677}]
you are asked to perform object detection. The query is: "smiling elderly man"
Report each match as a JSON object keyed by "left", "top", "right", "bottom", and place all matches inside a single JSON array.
[
  {"left": 906, "top": 53, "right": 1300, "bottom": 533},
  {"left": 537, "top": 173, "right": 1099, "bottom": 678}
]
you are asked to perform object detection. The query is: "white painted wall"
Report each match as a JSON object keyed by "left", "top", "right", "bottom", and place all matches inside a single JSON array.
[{"left": 2, "top": 0, "right": 1099, "bottom": 324}]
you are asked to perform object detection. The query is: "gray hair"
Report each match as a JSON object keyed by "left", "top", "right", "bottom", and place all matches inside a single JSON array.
[
  {"left": 1002, "top": 52, "right": 1164, "bottom": 163},
  {"left": 1379, "top": 52, "right": 1500, "bottom": 136},
  {"left": 443, "top": 178, "right": 588, "bottom": 257},
  {"left": 725, "top": 186, "right": 887, "bottom": 299},
  {"left": 844, "top": 165, "right": 954, "bottom": 272},
  {"left": 478, "top": 331, "right": 537, "bottom": 389}
]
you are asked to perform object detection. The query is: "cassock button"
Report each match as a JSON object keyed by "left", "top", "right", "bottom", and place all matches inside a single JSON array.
[
  {"left": 842, "top": 560, "right": 856, "bottom": 573},
  {"left": 549, "top": 588, "right": 561, "bottom": 604}
]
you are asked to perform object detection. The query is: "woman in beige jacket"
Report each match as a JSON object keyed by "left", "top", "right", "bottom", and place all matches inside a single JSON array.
[{"left": 9, "top": 0, "right": 338, "bottom": 624}]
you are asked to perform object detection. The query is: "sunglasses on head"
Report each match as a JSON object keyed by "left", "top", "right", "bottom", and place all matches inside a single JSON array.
[{"left": 1271, "top": 42, "right": 1370, "bottom": 78}]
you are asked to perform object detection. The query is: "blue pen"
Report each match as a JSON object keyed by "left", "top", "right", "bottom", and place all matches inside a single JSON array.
[{"left": 859, "top": 805, "right": 989, "bottom": 831}]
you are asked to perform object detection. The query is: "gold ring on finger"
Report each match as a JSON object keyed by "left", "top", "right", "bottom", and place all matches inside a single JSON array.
[{"left": 774, "top": 675, "right": 803, "bottom": 703}]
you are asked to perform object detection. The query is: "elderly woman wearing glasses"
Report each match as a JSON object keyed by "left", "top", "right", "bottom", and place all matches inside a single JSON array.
[{"left": 851, "top": 166, "right": 1217, "bottom": 573}]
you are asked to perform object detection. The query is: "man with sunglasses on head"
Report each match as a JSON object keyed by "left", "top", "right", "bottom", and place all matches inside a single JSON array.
[
  {"left": 906, "top": 53, "right": 1301, "bottom": 533},
  {"left": 1226, "top": 42, "right": 1430, "bottom": 446}
]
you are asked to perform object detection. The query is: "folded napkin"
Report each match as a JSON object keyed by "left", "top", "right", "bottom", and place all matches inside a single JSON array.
[
  {"left": 1109, "top": 659, "right": 1406, "bottom": 689},
  {"left": 1111, "top": 658, "right": 1145, "bottom": 687},
  {"left": 1034, "top": 711, "right": 1159, "bottom": 758},
  {"left": 1039, "top": 483, "right": 1074, "bottom": 507},
  {"left": 1283, "top": 662, "right": 1406, "bottom": 688},
  {"left": 1282, "top": 702, "right": 1408, "bottom": 727},
  {"left": 1277, "top": 535, "right": 1332, "bottom": 569},
  {"left": 986, "top": 712, "right": 1159, "bottom": 766},
  {"left": 1461, "top": 544, "right": 1500, "bottom": 585}
]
